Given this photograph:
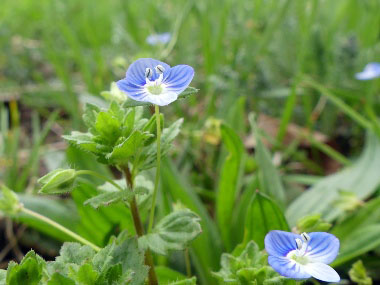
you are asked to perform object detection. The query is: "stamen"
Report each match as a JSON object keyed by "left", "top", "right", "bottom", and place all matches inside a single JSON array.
[
  {"left": 145, "top": 68, "right": 153, "bottom": 79},
  {"left": 301, "top": 232, "right": 311, "bottom": 243},
  {"left": 155, "top": 65, "right": 165, "bottom": 74},
  {"left": 295, "top": 238, "right": 302, "bottom": 250}
]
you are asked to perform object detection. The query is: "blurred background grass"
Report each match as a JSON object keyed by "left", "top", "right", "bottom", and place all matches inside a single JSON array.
[{"left": 1, "top": 0, "right": 380, "bottom": 283}]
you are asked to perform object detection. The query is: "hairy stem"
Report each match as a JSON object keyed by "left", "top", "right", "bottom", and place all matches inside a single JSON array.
[
  {"left": 148, "top": 105, "right": 161, "bottom": 233},
  {"left": 122, "top": 166, "right": 158, "bottom": 285},
  {"left": 21, "top": 207, "right": 100, "bottom": 252}
]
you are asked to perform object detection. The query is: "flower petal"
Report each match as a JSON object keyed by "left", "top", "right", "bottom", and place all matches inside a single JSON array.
[
  {"left": 265, "top": 230, "right": 300, "bottom": 257},
  {"left": 305, "top": 232, "right": 339, "bottom": 264},
  {"left": 116, "top": 79, "right": 147, "bottom": 101},
  {"left": 138, "top": 91, "right": 178, "bottom": 106},
  {"left": 124, "top": 58, "right": 171, "bottom": 85},
  {"left": 163, "top": 65, "right": 194, "bottom": 94},
  {"left": 268, "top": 256, "right": 311, "bottom": 279},
  {"left": 303, "top": 262, "right": 340, "bottom": 283},
  {"left": 355, "top": 62, "right": 380, "bottom": 80}
]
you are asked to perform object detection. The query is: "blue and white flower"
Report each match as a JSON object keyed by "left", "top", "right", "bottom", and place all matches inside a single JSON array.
[
  {"left": 355, "top": 62, "right": 380, "bottom": 80},
  {"left": 117, "top": 58, "right": 194, "bottom": 106},
  {"left": 146, "top": 32, "right": 171, "bottom": 46},
  {"left": 265, "top": 230, "right": 340, "bottom": 283}
]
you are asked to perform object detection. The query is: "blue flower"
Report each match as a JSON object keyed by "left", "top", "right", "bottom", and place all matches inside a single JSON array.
[
  {"left": 265, "top": 231, "right": 340, "bottom": 283},
  {"left": 355, "top": 62, "right": 380, "bottom": 80},
  {"left": 117, "top": 58, "right": 194, "bottom": 106},
  {"left": 146, "top": 33, "right": 171, "bottom": 46}
]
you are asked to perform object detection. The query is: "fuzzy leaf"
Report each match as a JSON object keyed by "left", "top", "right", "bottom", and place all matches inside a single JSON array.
[
  {"left": 213, "top": 241, "right": 295, "bottom": 285},
  {"left": 0, "top": 270, "right": 5, "bottom": 285},
  {"left": 84, "top": 190, "right": 132, "bottom": 209},
  {"left": 63, "top": 132, "right": 98, "bottom": 153},
  {"left": 107, "top": 130, "right": 153, "bottom": 165},
  {"left": 139, "top": 209, "right": 202, "bottom": 255},
  {"left": 6, "top": 251, "right": 46, "bottom": 285},
  {"left": 349, "top": 260, "right": 372, "bottom": 285},
  {"left": 47, "top": 273, "right": 75, "bottom": 285},
  {"left": 94, "top": 111, "right": 122, "bottom": 145}
]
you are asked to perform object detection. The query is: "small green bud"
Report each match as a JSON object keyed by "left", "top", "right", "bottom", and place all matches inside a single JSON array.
[
  {"left": 334, "top": 190, "right": 363, "bottom": 212},
  {"left": 0, "top": 185, "right": 22, "bottom": 215},
  {"left": 296, "top": 213, "right": 331, "bottom": 233},
  {"left": 38, "top": 169, "right": 77, "bottom": 194},
  {"left": 100, "top": 82, "right": 126, "bottom": 104},
  {"left": 349, "top": 260, "right": 372, "bottom": 285}
]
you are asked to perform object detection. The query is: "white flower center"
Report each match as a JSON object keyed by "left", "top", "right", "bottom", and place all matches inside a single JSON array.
[
  {"left": 287, "top": 232, "right": 311, "bottom": 265},
  {"left": 144, "top": 65, "right": 166, "bottom": 95}
]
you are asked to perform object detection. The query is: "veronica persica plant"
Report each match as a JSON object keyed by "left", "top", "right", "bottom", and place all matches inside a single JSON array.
[
  {"left": 117, "top": 58, "right": 194, "bottom": 106},
  {"left": 265, "top": 231, "right": 340, "bottom": 283},
  {"left": 355, "top": 62, "right": 380, "bottom": 80}
]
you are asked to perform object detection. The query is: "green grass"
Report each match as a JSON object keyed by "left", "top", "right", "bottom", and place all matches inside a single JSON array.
[{"left": 1, "top": 0, "right": 380, "bottom": 283}]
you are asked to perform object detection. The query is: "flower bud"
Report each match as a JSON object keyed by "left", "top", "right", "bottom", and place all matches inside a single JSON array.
[
  {"left": 38, "top": 169, "right": 77, "bottom": 194},
  {"left": 0, "top": 185, "right": 22, "bottom": 215}
]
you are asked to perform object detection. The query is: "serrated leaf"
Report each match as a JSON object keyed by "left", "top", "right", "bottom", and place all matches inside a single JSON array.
[
  {"left": 6, "top": 251, "right": 45, "bottom": 285},
  {"left": 244, "top": 192, "right": 289, "bottom": 249},
  {"left": 108, "top": 130, "right": 153, "bottom": 165},
  {"left": 95, "top": 111, "right": 122, "bottom": 145},
  {"left": 55, "top": 243, "right": 95, "bottom": 266},
  {"left": 72, "top": 263, "right": 99, "bottom": 284},
  {"left": 47, "top": 273, "right": 75, "bottom": 285},
  {"left": 84, "top": 190, "right": 132, "bottom": 209},
  {"left": 169, "top": 277, "right": 197, "bottom": 285},
  {"left": 139, "top": 209, "right": 202, "bottom": 255},
  {"left": 213, "top": 241, "right": 295, "bottom": 285},
  {"left": 93, "top": 236, "right": 148, "bottom": 285},
  {"left": 122, "top": 87, "right": 198, "bottom": 108},
  {"left": 83, "top": 103, "right": 100, "bottom": 132},
  {"left": 63, "top": 132, "right": 98, "bottom": 153}
]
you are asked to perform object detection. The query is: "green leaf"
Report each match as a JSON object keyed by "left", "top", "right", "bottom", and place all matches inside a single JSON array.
[
  {"left": 94, "top": 111, "right": 122, "bottom": 145},
  {"left": 249, "top": 115, "right": 286, "bottom": 207},
  {"left": 0, "top": 270, "right": 6, "bottom": 285},
  {"left": 287, "top": 133, "right": 380, "bottom": 225},
  {"left": 349, "top": 260, "right": 372, "bottom": 285},
  {"left": 93, "top": 236, "right": 148, "bottom": 285},
  {"left": 55, "top": 242, "right": 95, "bottom": 266},
  {"left": 107, "top": 130, "right": 153, "bottom": 165},
  {"left": 332, "top": 224, "right": 380, "bottom": 266},
  {"left": 84, "top": 190, "right": 130, "bottom": 209},
  {"left": 213, "top": 241, "right": 294, "bottom": 285},
  {"left": 38, "top": 168, "right": 77, "bottom": 194},
  {"left": 72, "top": 263, "right": 99, "bottom": 284},
  {"left": 0, "top": 185, "right": 21, "bottom": 215},
  {"left": 244, "top": 192, "right": 289, "bottom": 249},
  {"left": 6, "top": 251, "right": 45, "bottom": 285},
  {"left": 139, "top": 209, "right": 202, "bottom": 255},
  {"left": 47, "top": 273, "right": 75, "bottom": 285},
  {"left": 63, "top": 132, "right": 98, "bottom": 153},
  {"left": 83, "top": 104, "right": 100, "bottom": 132},
  {"left": 216, "top": 124, "right": 245, "bottom": 250},
  {"left": 100, "top": 82, "right": 126, "bottom": 104},
  {"left": 122, "top": 87, "right": 199, "bottom": 108},
  {"left": 155, "top": 266, "right": 188, "bottom": 284},
  {"left": 169, "top": 277, "right": 197, "bottom": 285}
]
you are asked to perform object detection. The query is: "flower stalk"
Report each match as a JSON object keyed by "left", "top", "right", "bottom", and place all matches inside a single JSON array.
[
  {"left": 20, "top": 206, "right": 100, "bottom": 252},
  {"left": 122, "top": 166, "right": 158, "bottom": 285},
  {"left": 148, "top": 105, "right": 161, "bottom": 233}
]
